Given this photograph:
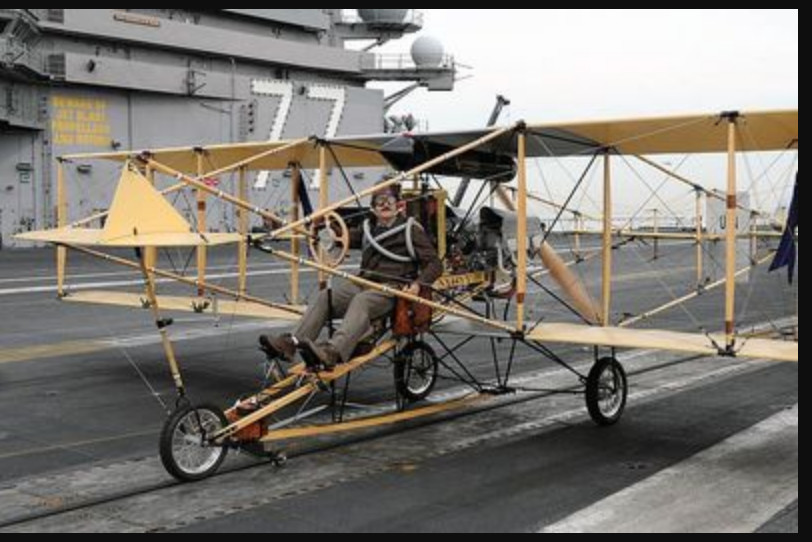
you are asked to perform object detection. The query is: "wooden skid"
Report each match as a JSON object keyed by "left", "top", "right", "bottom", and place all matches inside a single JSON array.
[
  {"left": 261, "top": 394, "right": 484, "bottom": 442},
  {"left": 215, "top": 340, "right": 399, "bottom": 439}
]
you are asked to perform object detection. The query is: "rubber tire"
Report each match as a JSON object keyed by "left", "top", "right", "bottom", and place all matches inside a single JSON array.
[
  {"left": 160, "top": 403, "right": 229, "bottom": 482},
  {"left": 394, "top": 341, "right": 439, "bottom": 403},
  {"left": 585, "top": 357, "right": 627, "bottom": 426}
]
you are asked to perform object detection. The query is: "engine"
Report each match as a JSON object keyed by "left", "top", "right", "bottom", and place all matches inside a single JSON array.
[{"left": 446, "top": 206, "right": 542, "bottom": 276}]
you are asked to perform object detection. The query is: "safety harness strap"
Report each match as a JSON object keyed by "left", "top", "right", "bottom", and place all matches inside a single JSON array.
[{"left": 363, "top": 217, "right": 417, "bottom": 263}]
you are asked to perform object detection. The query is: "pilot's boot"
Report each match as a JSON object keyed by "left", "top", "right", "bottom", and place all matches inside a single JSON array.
[
  {"left": 298, "top": 338, "right": 342, "bottom": 370},
  {"left": 259, "top": 333, "right": 297, "bottom": 363}
]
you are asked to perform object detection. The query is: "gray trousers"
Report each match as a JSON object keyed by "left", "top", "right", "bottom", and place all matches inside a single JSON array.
[{"left": 293, "top": 279, "right": 395, "bottom": 362}]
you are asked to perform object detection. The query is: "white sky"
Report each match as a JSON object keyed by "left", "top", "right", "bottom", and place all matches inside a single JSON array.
[
  {"left": 364, "top": 9, "right": 798, "bottom": 221},
  {"left": 370, "top": 9, "right": 798, "bottom": 130}
]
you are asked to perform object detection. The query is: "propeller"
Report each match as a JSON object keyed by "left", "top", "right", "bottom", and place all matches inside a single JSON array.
[
  {"left": 536, "top": 240, "right": 602, "bottom": 325},
  {"left": 494, "top": 185, "right": 601, "bottom": 325}
]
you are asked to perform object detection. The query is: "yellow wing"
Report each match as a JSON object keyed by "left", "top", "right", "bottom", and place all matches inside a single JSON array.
[
  {"left": 525, "top": 323, "right": 797, "bottom": 362},
  {"left": 434, "top": 319, "right": 797, "bottom": 363},
  {"left": 64, "top": 291, "right": 302, "bottom": 321}
]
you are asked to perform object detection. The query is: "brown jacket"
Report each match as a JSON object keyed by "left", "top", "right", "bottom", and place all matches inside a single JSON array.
[{"left": 351, "top": 215, "right": 443, "bottom": 287}]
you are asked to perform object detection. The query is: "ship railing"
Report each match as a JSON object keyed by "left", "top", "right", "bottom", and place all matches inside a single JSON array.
[
  {"left": 340, "top": 10, "right": 424, "bottom": 27},
  {"left": 361, "top": 52, "right": 455, "bottom": 71}
]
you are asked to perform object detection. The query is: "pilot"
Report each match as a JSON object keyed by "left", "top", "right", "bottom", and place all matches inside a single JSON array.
[{"left": 260, "top": 181, "right": 443, "bottom": 369}]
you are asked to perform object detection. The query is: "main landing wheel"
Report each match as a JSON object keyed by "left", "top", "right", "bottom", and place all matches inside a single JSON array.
[
  {"left": 160, "top": 403, "right": 229, "bottom": 482},
  {"left": 585, "top": 357, "right": 627, "bottom": 426},
  {"left": 394, "top": 341, "right": 439, "bottom": 403}
]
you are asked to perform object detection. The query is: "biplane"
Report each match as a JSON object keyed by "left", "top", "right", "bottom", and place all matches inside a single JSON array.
[{"left": 17, "top": 109, "right": 798, "bottom": 482}]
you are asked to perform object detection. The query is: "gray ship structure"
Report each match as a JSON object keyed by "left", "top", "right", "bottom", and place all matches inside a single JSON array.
[{"left": 0, "top": 8, "right": 456, "bottom": 248}]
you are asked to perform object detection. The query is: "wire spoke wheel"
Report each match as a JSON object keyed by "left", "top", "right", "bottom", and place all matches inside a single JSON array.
[
  {"left": 394, "top": 341, "right": 439, "bottom": 403},
  {"left": 160, "top": 404, "right": 228, "bottom": 482},
  {"left": 585, "top": 357, "right": 627, "bottom": 426}
]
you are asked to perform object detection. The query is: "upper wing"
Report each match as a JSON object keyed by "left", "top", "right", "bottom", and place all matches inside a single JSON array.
[
  {"left": 348, "top": 109, "right": 798, "bottom": 162},
  {"left": 56, "top": 110, "right": 797, "bottom": 179},
  {"left": 526, "top": 109, "right": 798, "bottom": 155}
]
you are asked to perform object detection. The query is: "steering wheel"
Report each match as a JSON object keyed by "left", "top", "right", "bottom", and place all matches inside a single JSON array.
[{"left": 308, "top": 211, "right": 349, "bottom": 268}]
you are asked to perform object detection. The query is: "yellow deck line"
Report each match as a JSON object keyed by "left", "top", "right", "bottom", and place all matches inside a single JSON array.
[{"left": 0, "top": 339, "right": 109, "bottom": 364}]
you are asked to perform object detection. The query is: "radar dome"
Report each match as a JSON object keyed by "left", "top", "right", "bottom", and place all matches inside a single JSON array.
[
  {"left": 357, "top": 9, "right": 408, "bottom": 24},
  {"left": 411, "top": 35, "right": 445, "bottom": 68}
]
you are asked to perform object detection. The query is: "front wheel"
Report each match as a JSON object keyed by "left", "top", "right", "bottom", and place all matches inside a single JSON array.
[
  {"left": 585, "top": 357, "right": 627, "bottom": 426},
  {"left": 394, "top": 341, "right": 439, "bottom": 403},
  {"left": 160, "top": 404, "right": 228, "bottom": 482}
]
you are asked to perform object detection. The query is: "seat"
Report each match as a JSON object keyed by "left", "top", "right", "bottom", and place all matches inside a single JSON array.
[
  {"left": 392, "top": 286, "right": 432, "bottom": 338},
  {"left": 349, "top": 287, "right": 432, "bottom": 358}
]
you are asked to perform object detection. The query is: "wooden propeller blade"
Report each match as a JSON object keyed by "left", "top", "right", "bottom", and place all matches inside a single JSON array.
[
  {"left": 493, "top": 184, "right": 600, "bottom": 325},
  {"left": 538, "top": 241, "right": 602, "bottom": 325}
]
